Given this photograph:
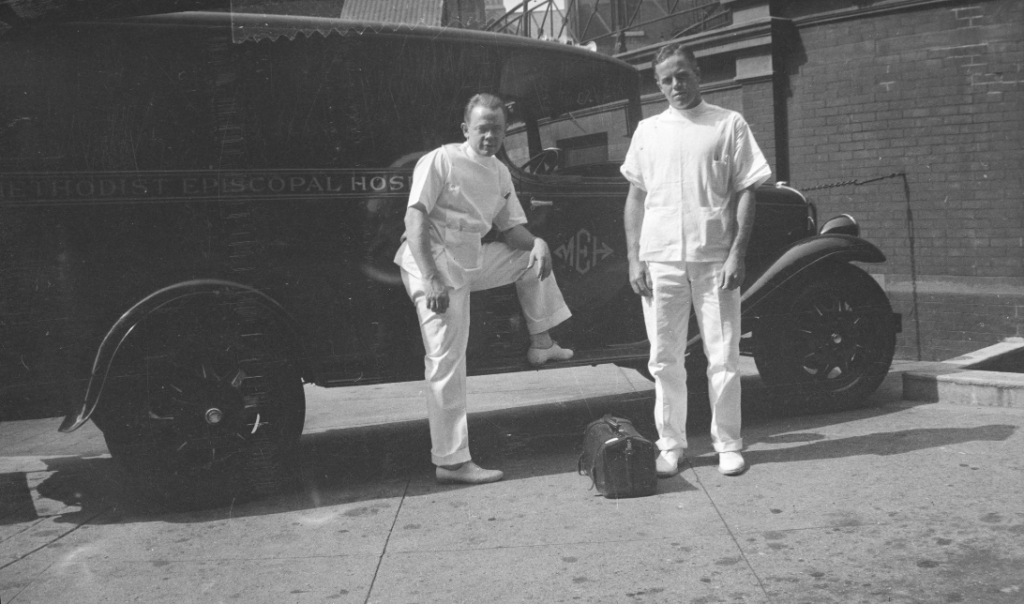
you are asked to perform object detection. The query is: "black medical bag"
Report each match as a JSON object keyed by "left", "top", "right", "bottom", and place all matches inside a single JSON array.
[{"left": 578, "top": 415, "right": 658, "bottom": 499}]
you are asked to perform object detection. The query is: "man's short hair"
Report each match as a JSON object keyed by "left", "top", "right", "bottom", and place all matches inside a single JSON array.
[
  {"left": 652, "top": 43, "right": 699, "bottom": 76},
  {"left": 464, "top": 93, "right": 508, "bottom": 124}
]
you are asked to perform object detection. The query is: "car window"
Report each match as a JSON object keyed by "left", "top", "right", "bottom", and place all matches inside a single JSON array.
[{"left": 505, "top": 99, "right": 634, "bottom": 175}]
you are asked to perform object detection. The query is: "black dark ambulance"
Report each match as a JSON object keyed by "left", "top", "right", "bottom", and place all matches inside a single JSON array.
[{"left": 0, "top": 10, "right": 898, "bottom": 507}]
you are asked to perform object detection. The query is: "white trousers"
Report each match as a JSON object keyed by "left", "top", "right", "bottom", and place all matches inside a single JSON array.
[
  {"left": 642, "top": 261, "right": 743, "bottom": 454},
  {"left": 402, "top": 242, "right": 572, "bottom": 465}
]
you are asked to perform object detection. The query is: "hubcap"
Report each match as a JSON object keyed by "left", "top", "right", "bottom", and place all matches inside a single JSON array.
[{"left": 205, "top": 408, "right": 224, "bottom": 425}]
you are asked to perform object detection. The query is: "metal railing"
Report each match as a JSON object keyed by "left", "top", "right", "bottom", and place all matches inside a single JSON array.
[{"left": 486, "top": 0, "right": 730, "bottom": 53}]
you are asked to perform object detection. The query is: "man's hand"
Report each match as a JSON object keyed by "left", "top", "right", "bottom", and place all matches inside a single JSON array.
[
  {"left": 425, "top": 275, "right": 451, "bottom": 313},
  {"left": 720, "top": 254, "right": 745, "bottom": 290},
  {"left": 502, "top": 225, "right": 552, "bottom": 280},
  {"left": 629, "top": 258, "right": 653, "bottom": 297},
  {"left": 405, "top": 205, "right": 453, "bottom": 312},
  {"left": 623, "top": 184, "right": 650, "bottom": 297},
  {"left": 721, "top": 186, "right": 755, "bottom": 291},
  {"left": 527, "top": 238, "right": 553, "bottom": 280}
]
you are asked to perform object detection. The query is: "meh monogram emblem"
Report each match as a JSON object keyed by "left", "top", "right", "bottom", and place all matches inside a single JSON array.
[{"left": 554, "top": 229, "right": 614, "bottom": 275}]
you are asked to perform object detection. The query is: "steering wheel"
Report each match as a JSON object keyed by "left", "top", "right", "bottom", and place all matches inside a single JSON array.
[{"left": 519, "top": 148, "right": 562, "bottom": 175}]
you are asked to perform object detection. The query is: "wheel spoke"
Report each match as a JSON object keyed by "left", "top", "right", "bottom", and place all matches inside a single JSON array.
[
  {"left": 827, "top": 352, "right": 852, "bottom": 380},
  {"left": 800, "top": 351, "right": 824, "bottom": 375},
  {"left": 97, "top": 299, "right": 306, "bottom": 508},
  {"left": 753, "top": 266, "right": 895, "bottom": 408}
]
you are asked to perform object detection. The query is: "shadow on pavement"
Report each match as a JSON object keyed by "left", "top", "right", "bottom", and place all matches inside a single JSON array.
[
  {"left": 1, "top": 454, "right": 133, "bottom": 528},
  {"left": 4, "top": 373, "right": 1015, "bottom": 525},
  {"left": 691, "top": 422, "right": 1017, "bottom": 470}
]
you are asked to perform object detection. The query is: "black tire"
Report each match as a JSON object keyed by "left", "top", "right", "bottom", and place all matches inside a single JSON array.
[
  {"left": 753, "top": 263, "right": 896, "bottom": 412},
  {"left": 92, "top": 295, "right": 306, "bottom": 510}
]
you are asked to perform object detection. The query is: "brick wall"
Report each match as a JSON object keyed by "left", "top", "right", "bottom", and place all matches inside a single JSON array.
[
  {"left": 740, "top": 79, "right": 778, "bottom": 179},
  {"left": 641, "top": 80, "right": 778, "bottom": 173},
  {"left": 784, "top": 0, "right": 1023, "bottom": 360}
]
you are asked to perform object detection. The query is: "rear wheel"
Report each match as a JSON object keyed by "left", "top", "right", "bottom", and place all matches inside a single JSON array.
[
  {"left": 753, "top": 264, "right": 896, "bottom": 412},
  {"left": 92, "top": 295, "right": 305, "bottom": 509}
]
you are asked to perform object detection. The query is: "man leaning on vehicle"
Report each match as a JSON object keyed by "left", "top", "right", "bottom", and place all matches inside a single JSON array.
[
  {"left": 622, "top": 43, "right": 772, "bottom": 478},
  {"left": 394, "top": 93, "right": 574, "bottom": 485}
]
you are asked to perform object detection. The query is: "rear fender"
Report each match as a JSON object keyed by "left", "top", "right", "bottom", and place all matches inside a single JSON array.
[
  {"left": 741, "top": 234, "right": 887, "bottom": 320},
  {"left": 59, "top": 279, "right": 313, "bottom": 433}
]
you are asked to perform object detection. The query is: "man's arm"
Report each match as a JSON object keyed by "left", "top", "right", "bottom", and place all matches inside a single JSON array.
[
  {"left": 720, "top": 185, "right": 756, "bottom": 290},
  {"left": 404, "top": 204, "right": 451, "bottom": 313},
  {"left": 502, "top": 224, "right": 552, "bottom": 280},
  {"left": 624, "top": 184, "right": 652, "bottom": 297}
]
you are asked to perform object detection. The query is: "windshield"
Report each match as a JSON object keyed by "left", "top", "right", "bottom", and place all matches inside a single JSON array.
[{"left": 505, "top": 99, "right": 635, "bottom": 174}]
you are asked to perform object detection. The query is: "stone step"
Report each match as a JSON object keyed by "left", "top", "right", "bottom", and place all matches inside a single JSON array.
[{"left": 902, "top": 339, "right": 1024, "bottom": 408}]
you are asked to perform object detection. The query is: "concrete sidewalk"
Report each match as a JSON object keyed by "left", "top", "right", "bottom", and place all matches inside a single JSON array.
[{"left": 2, "top": 359, "right": 1022, "bottom": 603}]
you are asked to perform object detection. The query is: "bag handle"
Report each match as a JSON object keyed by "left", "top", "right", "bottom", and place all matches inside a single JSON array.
[
  {"left": 576, "top": 454, "right": 596, "bottom": 490},
  {"left": 603, "top": 414, "right": 628, "bottom": 437}
]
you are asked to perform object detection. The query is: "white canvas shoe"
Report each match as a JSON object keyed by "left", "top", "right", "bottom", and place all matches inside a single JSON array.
[
  {"left": 656, "top": 449, "right": 683, "bottom": 477},
  {"left": 718, "top": 451, "right": 747, "bottom": 476},
  {"left": 436, "top": 461, "right": 504, "bottom": 485},
  {"left": 527, "top": 343, "right": 574, "bottom": 366}
]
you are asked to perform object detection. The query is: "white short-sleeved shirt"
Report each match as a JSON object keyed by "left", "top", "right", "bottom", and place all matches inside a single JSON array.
[
  {"left": 394, "top": 142, "right": 528, "bottom": 287},
  {"left": 620, "top": 101, "right": 772, "bottom": 262}
]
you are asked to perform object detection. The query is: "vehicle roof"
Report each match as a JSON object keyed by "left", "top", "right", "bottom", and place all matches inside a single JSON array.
[
  {"left": 5, "top": 9, "right": 637, "bottom": 78},
  {"left": 16, "top": 10, "right": 640, "bottom": 123},
  {"left": 1, "top": 10, "right": 643, "bottom": 172},
  {"left": 130, "top": 11, "right": 636, "bottom": 74}
]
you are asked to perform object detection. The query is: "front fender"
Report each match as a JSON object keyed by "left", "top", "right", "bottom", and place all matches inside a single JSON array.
[
  {"left": 741, "top": 234, "right": 886, "bottom": 318},
  {"left": 59, "top": 279, "right": 313, "bottom": 433}
]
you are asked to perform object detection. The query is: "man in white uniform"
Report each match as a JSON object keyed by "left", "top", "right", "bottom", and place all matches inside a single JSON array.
[
  {"left": 395, "top": 93, "right": 573, "bottom": 485},
  {"left": 621, "top": 44, "right": 771, "bottom": 477}
]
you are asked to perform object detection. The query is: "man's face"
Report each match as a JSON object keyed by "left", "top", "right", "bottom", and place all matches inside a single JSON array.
[
  {"left": 655, "top": 54, "right": 701, "bottom": 110},
  {"left": 462, "top": 105, "right": 506, "bottom": 157}
]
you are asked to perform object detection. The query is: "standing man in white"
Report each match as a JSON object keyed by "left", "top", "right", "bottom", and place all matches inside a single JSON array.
[
  {"left": 395, "top": 93, "right": 573, "bottom": 485},
  {"left": 621, "top": 44, "right": 772, "bottom": 477}
]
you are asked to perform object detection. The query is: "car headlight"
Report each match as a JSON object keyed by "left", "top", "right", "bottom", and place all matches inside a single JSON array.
[{"left": 819, "top": 214, "right": 859, "bottom": 237}]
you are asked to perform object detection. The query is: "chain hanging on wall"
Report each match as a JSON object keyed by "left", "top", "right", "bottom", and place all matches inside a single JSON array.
[
  {"left": 800, "top": 172, "right": 907, "bottom": 191},
  {"left": 800, "top": 170, "right": 922, "bottom": 361}
]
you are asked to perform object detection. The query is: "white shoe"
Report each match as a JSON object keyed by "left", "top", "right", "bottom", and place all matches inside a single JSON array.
[
  {"left": 436, "top": 461, "right": 504, "bottom": 485},
  {"left": 527, "top": 343, "right": 574, "bottom": 366},
  {"left": 718, "top": 451, "right": 747, "bottom": 476},
  {"left": 656, "top": 449, "right": 683, "bottom": 477}
]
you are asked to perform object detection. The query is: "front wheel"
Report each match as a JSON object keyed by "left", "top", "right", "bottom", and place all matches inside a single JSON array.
[
  {"left": 92, "top": 295, "right": 306, "bottom": 509},
  {"left": 753, "top": 263, "right": 896, "bottom": 412}
]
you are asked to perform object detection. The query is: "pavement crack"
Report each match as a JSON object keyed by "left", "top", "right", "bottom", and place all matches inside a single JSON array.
[
  {"left": 6, "top": 557, "right": 58, "bottom": 604},
  {"left": 689, "top": 459, "right": 774, "bottom": 604},
  {"left": 0, "top": 506, "right": 111, "bottom": 573},
  {"left": 363, "top": 477, "right": 410, "bottom": 604},
  {"left": 0, "top": 516, "right": 51, "bottom": 545}
]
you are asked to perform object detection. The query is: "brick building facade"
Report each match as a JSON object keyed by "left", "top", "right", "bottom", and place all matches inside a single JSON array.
[
  {"left": 784, "top": 0, "right": 1023, "bottom": 361},
  {"left": 618, "top": 0, "right": 1022, "bottom": 361}
]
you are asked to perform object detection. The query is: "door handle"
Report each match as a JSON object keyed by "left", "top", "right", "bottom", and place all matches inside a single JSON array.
[{"left": 530, "top": 199, "right": 554, "bottom": 208}]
